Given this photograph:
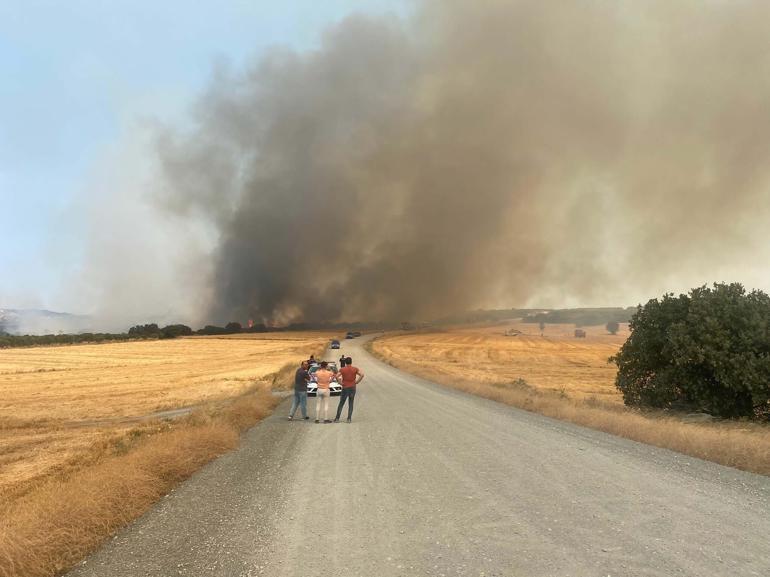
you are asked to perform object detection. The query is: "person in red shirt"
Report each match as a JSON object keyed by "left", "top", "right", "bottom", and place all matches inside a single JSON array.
[{"left": 334, "top": 356, "right": 364, "bottom": 423}]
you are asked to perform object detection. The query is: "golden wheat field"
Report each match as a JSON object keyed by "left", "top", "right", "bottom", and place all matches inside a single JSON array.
[
  {"left": 0, "top": 333, "right": 331, "bottom": 501},
  {"left": 371, "top": 322, "right": 629, "bottom": 402}
]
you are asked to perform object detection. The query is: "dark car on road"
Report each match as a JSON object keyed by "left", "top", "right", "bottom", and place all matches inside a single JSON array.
[
  {"left": 331, "top": 339, "right": 341, "bottom": 349},
  {"left": 345, "top": 332, "right": 355, "bottom": 339}
]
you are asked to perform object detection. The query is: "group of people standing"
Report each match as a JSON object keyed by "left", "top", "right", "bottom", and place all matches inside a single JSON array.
[{"left": 289, "top": 355, "right": 365, "bottom": 423}]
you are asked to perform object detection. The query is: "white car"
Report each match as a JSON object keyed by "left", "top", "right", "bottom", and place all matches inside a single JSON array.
[{"left": 307, "top": 363, "right": 342, "bottom": 396}]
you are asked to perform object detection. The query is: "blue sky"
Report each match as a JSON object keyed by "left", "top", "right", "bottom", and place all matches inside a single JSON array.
[{"left": 0, "top": 0, "right": 408, "bottom": 309}]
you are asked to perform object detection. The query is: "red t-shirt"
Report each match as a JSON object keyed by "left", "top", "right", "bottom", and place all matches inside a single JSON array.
[{"left": 339, "top": 365, "right": 360, "bottom": 388}]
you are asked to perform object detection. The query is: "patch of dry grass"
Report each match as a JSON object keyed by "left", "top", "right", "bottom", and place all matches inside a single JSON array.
[
  {"left": 0, "top": 416, "right": 241, "bottom": 577},
  {"left": 0, "top": 333, "right": 331, "bottom": 577},
  {"left": 0, "top": 333, "right": 330, "bottom": 497},
  {"left": 369, "top": 326, "right": 770, "bottom": 477},
  {"left": 372, "top": 323, "right": 628, "bottom": 402},
  {"left": 0, "top": 332, "right": 331, "bottom": 422}
]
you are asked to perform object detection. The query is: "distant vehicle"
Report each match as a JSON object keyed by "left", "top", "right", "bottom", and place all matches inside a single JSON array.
[
  {"left": 574, "top": 329, "right": 587, "bottom": 338},
  {"left": 331, "top": 339, "right": 341, "bottom": 349},
  {"left": 307, "top": 363, "right": 341, "bottom": 396},
  {"left": 345, "top": 332, "right": 355, "bottom": 339},
  {"left": 352, "top": 331, "right": 362, "bottom": 337}
]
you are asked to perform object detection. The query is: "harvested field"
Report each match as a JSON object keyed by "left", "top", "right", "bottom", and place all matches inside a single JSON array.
[
  {"left": 369, "top": 324, "right": 770, "bottom": 477},
  {"left": 0, "top": 333, "right": 330, "bottom": 503},
  {"left": 0, "top": 332, "right": 332, "bottom": 577},
  {"left": 370, "top": 322, "right": 628, "bottom": 403}
]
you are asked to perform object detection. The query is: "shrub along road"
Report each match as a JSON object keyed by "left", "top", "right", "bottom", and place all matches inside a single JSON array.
[{"left": 68, "top": 337, "right": 770, "bottom": 577}]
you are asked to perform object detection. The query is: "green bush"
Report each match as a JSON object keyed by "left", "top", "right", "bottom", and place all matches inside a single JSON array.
[
  {"left": 197, "top": 325, "right": 228, "bottom": 335},
  {"left": 128, "top": 324, "right": 160, "bottom": 338},
  {"left": 612, "top": 283, "right": 770, "bottom": 419},
  {"left": 160, "top": 324, "right": 193, "bottom": 339}
]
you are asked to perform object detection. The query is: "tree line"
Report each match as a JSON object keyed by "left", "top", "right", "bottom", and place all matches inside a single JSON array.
[
  {"left": 0, "top": 324, "right": 192, "bottom": 349},
  {"left": 0, "top": 332, "right": 138, "bottom": 348},
  {"left": 0, "top": 320, "right": 383, "bottom": 348}
]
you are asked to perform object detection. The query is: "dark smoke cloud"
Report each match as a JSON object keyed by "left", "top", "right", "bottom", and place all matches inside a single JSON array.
[{"left": 154, "top": 0, "right": 770, "bottom": 324}]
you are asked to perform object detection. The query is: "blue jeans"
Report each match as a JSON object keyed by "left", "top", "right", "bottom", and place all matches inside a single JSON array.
[
  {"left": 289, "top": 390, "right": 308, "bottom": 418},
  {"left": 335, "top": 387, "right": 356, "bottom": 420}
]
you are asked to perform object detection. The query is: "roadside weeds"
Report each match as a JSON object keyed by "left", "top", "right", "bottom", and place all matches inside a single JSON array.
[
  {"left": 366, "top": 339, "right": 770, "bottom": 477},
  {"left": 0, "top": 358, "right": 307, "bottom": 577}
]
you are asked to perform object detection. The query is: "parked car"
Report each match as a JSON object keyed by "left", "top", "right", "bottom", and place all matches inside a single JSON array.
[
  {"left": 331, "top": 339, "right": 341, "bottom": 349},
  {"left": 307, "top": 363, "right": 342, "bottom": 396},
  {"left": 345, "top": 331, "right": 355, "bottom": 339}
]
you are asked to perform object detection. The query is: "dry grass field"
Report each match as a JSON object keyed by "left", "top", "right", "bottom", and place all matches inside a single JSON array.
[
  {"left": 370, "top": 324, "right": 770, "bottom": 478},
  {"left": 0, "top": 333, "right": 329, "bottom": 501},
  {"left": 0, "top": 332, "right": 331, "bottom": 577},
  {"left": 371, "top": 322, "right": 629, "bottom": 402}
]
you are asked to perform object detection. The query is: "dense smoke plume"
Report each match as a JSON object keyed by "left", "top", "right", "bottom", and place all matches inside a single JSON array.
[{"left": 143, "top": 0, "right": 770, "bottom": 324}]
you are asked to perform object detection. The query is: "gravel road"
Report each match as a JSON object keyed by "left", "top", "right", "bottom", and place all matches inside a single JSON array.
[{"left": 68, "top": 337, "right": 770, "bottom": 577}]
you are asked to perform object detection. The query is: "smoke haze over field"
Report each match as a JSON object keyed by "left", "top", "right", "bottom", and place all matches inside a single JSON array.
[{"left": 74, "top": 0, "right": 770, "bottom": 326}]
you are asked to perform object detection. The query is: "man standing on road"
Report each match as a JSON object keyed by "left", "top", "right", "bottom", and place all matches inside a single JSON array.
[
  {"left": 334, "top": 356, "right": 364, "bottom": 423},
  {"left": 288, "top": 361, "right": 310, "bottom": 421},
  {"left": 314, "top": 361, "right": 335, "bottom": 423}
]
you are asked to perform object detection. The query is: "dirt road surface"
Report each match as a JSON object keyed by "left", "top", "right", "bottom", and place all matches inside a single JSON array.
[{"left": 68, "top": 337, "right": 770, "bottom": 577}]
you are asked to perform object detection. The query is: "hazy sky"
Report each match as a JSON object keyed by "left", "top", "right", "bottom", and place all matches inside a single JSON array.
[{"left": 0, "top": 0, "right": 408, "bottom": 310}]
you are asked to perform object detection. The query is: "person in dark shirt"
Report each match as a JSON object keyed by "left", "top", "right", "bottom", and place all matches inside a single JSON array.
[
  {"left": 288, "top": 361, "right": 310, "bottom": 420},
  {"left": 339, "top": 355, "right": 346, "bottom": 368}
]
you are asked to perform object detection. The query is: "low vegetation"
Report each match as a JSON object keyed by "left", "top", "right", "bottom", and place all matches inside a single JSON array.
[
  {"left": 1, "top": 320, "right": 388, "bottom": 348},
  {"left": 613, "top": 283, "right": 770, "bottom": 419},
  {"left": 0, "top": 324, "right": 192, "bottom": 349},
  {"left": 0, "top": 393, "right": 276, "bottom": 577},
  {"left": 0, "top": 333, "right": 329, "bottom": 577},
  {"left": 0, "top": 332, "right": 142, "bottom": 349}
]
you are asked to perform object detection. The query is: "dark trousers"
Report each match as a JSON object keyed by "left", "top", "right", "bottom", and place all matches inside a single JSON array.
[{"left": 335, "top": 387, "right": 356, "bottom": 420}]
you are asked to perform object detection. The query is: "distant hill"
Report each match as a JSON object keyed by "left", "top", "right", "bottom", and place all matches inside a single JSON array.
[{"left": 0, "top": 309, "right": 91, "bottom": 335}]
